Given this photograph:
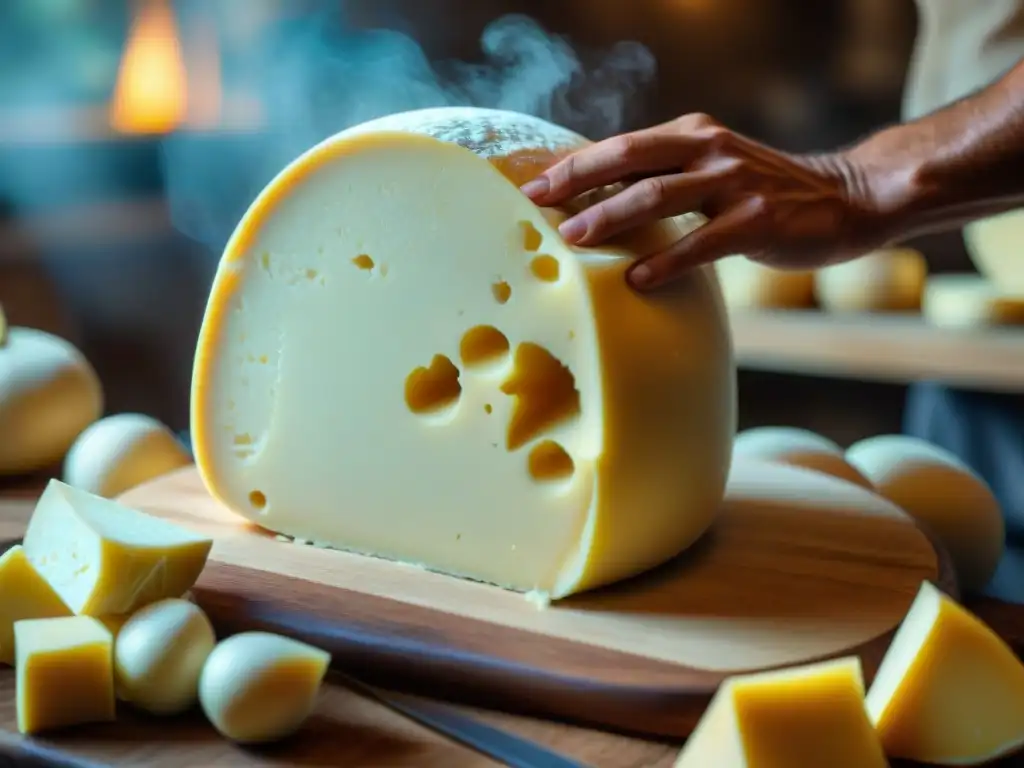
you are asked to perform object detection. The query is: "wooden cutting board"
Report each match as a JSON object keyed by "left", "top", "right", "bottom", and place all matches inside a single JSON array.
[{"left": 108, "top": 459, "right": 954, "bottom": 740}]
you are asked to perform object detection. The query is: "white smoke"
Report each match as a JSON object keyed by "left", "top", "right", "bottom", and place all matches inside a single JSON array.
[{"left": 159, "top": 12, "right": 656, "bottom": 251}]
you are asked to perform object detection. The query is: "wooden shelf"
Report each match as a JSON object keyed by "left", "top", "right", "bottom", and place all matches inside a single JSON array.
[{"left": 730, "top": 310, "right": 1024, "bottom": 392}]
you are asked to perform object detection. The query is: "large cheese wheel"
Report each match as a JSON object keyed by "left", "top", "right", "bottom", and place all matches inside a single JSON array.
[
  {"left": 846, "top": 435, "right": 1005, "bottom": 594},
  {"left": 63, "top": 413, "right": 193, "bottom": 498},
  {"left": 190, "top": 108, "right": 737, "bottom": 600},
  {"left": 714, "top": 256, "right": 815, "bottom": 311},
  {"left": 963, "top": 210, "right": 1024, "bottom": 292},
  {"left": 922, "top": 273, "right": 1024, "bottom": 328},
  {"left": 815, "top": 248, "right": 927, "bottom": 313},
  {"left": 733, "top": 426, "right": 873, "bottom": 490},
  {"left": 0, "top": 327, "right": 103, "bottom": 475}
]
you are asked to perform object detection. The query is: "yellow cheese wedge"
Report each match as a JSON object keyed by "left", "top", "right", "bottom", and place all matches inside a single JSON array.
[
  {"left": 15, "top": 615, "right": 116, "bottom": 734},
  {"left": 63, "top": 412, "right": 193, "bottom": 498},
  {"left": 714, "top": 256, "right": 816, "bottom": 310},
  {"left": 963, "top": 209, "right": 1024, "bottom": 292},
  {"left": 922, "top": 273, "right": 1024, "bottom": 328},
  {"left": 0, "top": 327, "right": 103, "bottom": 475},
  {"left": 23, "top": 479, "right": 213, "bottom": 615},
  {"left": 675, "top": 656, "right": 887, "bottom": 767},
  {"left": 0, "top": 545, "right": 71, "bottom": 664},
  {"left": 867, "top": 580, "right": 1024, "bottom": 764},
  {"left": 190, "top": 107, "right": 736, "bottom": 599},
  {"left": 732, "top": 426, "right": 873, "bottom": 490},
  {"left": 846, "top": 435, "right": 1004, "bottom": 594},
  {"left": 815, "top": 247, "right": 926, "bottom": 313}
]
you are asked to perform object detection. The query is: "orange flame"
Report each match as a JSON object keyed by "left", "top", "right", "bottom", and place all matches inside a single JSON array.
[{"left": 110, "top": 0, "right": 188, "bottom": 135}]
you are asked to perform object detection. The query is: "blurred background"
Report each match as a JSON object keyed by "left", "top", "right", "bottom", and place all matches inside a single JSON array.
[{"left": 0, "top": 0, "right": 993, "bottom": 439}]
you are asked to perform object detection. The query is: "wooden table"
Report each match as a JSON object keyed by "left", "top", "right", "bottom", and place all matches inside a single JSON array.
[{"left": 1, "top": 477, "right": 1023, "bottom": 767}]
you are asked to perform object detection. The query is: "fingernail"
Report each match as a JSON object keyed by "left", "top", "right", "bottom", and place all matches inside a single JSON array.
[
  {"left": 558, "top": 217, "right": 587, "bottom": 243},
  {"left": 520, "top": 177, "right": 549, "bottom": 199},
  {"left": 627, "top": 264, "right": 653, "bottom": 289}
]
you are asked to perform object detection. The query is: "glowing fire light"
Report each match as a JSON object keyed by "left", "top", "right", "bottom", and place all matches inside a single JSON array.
[{"left": 109, "top": 0, "right": 188, "bottom": 135}]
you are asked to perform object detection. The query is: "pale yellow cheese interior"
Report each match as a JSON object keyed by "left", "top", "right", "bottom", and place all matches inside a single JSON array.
[
  {"left": 867, "top": 581, "right": 1024, "bottom": 764},
  {"left": 15, "top": 615, "right": 116, "bottom": 734},
  {"left": 675, "top": 656, "right": 887, "bottom": 767},
  {"left": 190, "top": 108, "right": 736, "bottom": 599},
  {"left": 23, "top": 479, "right": 213, "bottom": 615},
  {"left": 0, "top": 545, "right": 71, "bottom": 665}
]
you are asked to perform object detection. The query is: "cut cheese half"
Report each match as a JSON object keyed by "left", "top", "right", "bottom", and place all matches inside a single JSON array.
[
  {"left": 963, "top": 209, "right": 1024, "bottom": 292},
  {"left": 714, "top": 256, "right": 816, "bottom": 310},
  {"left": 190, "top": 107, "right": 736, "bottom": 599},
  {"left": 922, "top": 273, "right": 1024, "bottom": 328},
  {"left": 816, "top": 247, "right": 926, "bottom": 313},
  {"left": 866, "top": 580, "right": 1024, "bottom": 764},
  {"left": 675, "top": 656, "right": 887, "bottom": 767}
]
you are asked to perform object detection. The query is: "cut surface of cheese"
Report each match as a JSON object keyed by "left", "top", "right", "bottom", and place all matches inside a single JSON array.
[
  {"left": 63, "top": 412, "right": 193, "bottom": 498},
  {"left": 199, "top": 631, "right": 330, "bottom": 743},
  {"left": 815, "top": 247, "right": 927, "bottom": 312},
  {"left": 0, "top": 545, "right": 71, "bottom": 665},
  {"left": 15, "top": 615, "right": 115, "bottom": 734},
  {"left": 23, "top": 479, "right": 213, "bottom": 615},
  {"left": 866, "top": 580, "right": 1024, "bottom": 763},
  {"left": 922, "top": 273, "right": 1024, "bottom": 328},
  {"left": 963, "top": 209, "right": 1024, "bottom": 292},
  {"left": 675, "top": 656, "right": 887, "bottom": 767},
  {"left": 714, "top": 256, "right": 816, "bottom": 310},
  {"left": 846, "top": 435, "right": 1004, "bottom": 594},
  {"left": 732, "top": 426, "right": 873, "bottom": 490},
  {"left": 190, "top": 107, "right": 736, "bottom": 599},
  {"left": 0, "top": 327, "right": 103, "bottom": 475}
]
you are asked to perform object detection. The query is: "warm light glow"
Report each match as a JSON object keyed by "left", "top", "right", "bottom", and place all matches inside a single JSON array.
[{"left": 110, "top": 0, "right": 188, "bottom": 135}]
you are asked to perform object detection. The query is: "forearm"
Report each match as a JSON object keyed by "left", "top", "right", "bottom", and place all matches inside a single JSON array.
[{"left": 845, "top": 57, "right": 1024, "bottom": 241}]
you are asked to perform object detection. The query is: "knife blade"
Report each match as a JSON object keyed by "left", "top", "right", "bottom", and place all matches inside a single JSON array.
[{"left": 335, "top": 671, "right": 591, "bottom": 768}]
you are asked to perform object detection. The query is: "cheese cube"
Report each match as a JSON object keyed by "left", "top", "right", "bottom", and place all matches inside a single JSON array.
[
  {"left": 866, "top": 580, "right": 1024, "bottom": 763},
  {"left": 15, "top": 616, "right": 116, "bottom": 734},
  {"left": 675, "top": 656, "right": 887, "bottom": 767},
  {"left": 0, "top": 545, "right": 72, "bottom": 665},
  {"left": 191, "top": 107, "right": 736, "bottom": 599},
  {"left": 23, "top": 479, "right": 213, "bottom": 615}
]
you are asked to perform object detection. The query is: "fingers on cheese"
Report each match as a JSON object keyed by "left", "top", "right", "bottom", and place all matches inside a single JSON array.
[
  {"left": 23, "top": 479, "right": 213, "bottom": 615},
  {"left": 732, "top": 427, "right": 873, "bottom": 490},
  {"left": 0, "top": 328, "right": 103, "bottom": 475},
  {"left": 867, "top": 581, "right": 1024, "bottom": 764},
  {"left": 15, "top": 616, "right": 116, "bottom": 734},
  {"left": 815, "top": 247, "right": 927, "bottom": 313},
  {"left": 675, "top": 656, "right": 888, "bottom": 767},
  {"left": 198, "top": 631, "right": 330, "bottom": 743},
  {"left": 0, "top": 545, "right": 71, "bottom": 665},
  {"left": 63, "top": 413, "right": 193, "bottom": 499},
  {"left": 846, "top": 435, "right": 1004, "bottom": 594},
  {"left": 190, "top": 107, "right": 736, "bottom": 599}
]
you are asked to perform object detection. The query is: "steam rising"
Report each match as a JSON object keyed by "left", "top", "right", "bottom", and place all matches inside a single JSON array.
[{"left": 161, "top": 14, "right": 656, "bottom": 250}]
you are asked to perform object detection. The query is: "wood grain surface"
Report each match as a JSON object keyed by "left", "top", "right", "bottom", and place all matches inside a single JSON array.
[{"left": 0, "top": 477, "right": 1020, "bottom": 767}]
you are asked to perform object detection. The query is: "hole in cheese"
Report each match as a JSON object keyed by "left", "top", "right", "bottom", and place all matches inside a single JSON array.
[
  {"left": 459, "top": 325, "right": 510, "bottom": 368},
  {"left": 351, "top": 254, "right": 374, "bottom": 271},
  {"left": 491, "top": 280, "right": 511, "bottom": 304},
  {"left": 528, "top": 440, "right": 574, "bottom": 482},
  {"left": 529, "top": 254, "right": 560, "bottom": 282},
  {"left": 484, "top": 403, "right": 493, "bottom": 414},
  {"left": 405, "top": 355, "right": 462, "bottom": 415},
  {"left": 249, "top": 490, "right": 267, "bottom": 509},
  {"left": 500, "top": 343, "right": 580, "bottom": 451},
  {"left": 519, "top": 221, "right": 542, "bottom": 252}
]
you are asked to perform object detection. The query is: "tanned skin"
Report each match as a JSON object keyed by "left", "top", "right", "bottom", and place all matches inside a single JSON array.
[{"left": 520, "top": 59, "right": 1024, "bottom": 292}]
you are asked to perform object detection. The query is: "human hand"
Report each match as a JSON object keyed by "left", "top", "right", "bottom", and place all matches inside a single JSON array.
[{"left": 520, "top": 113, "right": 891, "bottom": 291}]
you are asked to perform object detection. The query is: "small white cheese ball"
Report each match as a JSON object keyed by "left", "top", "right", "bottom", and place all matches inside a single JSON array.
[
  {"left": 114, "top": 598, "right": 216, "bottom": 715},
  {"left": 846, "top": 435, "right": 1005, "bottom": 594},
  {"left": 733, "top": 426, "right": 873, "bottom": 490},
  {"left": 199, "top": 632, "right": 330, "bottom": 743},
  {"left": 63, "top": 412, "right": 192, "bottom": 498},
  {"left": 0, "top": 327, "right": 103, "bottom": 475}
]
